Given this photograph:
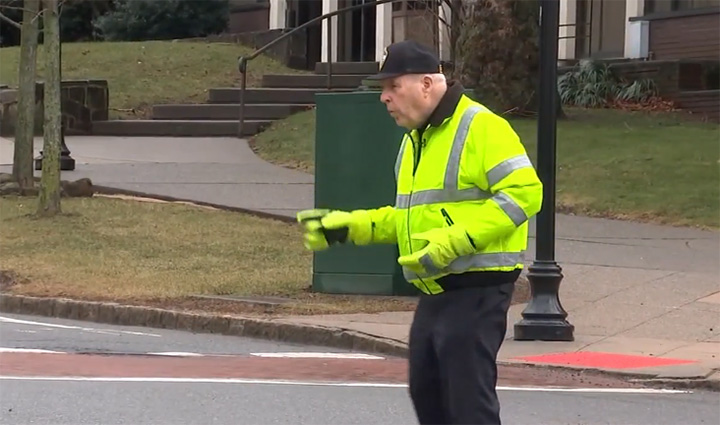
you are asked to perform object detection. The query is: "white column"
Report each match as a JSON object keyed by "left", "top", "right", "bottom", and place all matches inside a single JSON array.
[
  {"left": 321, "top": 0, "right": 339, "bottom": 62},
  {"left": 624, "top": 0, "right": 645, "bottom": 57},
  {"left": 437, "top": 0, "right": 452, "bottom": 61},
  {"left": 558, "top": 0, "right": 577, "bottom": 60},
  {"left": 269, "top": 0, "right": 287, "bottom": 30},
  {"left": 375, "top": 1, "right": 393, "bottom": 62}
]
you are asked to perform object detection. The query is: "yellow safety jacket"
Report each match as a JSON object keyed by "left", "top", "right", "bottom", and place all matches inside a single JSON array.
[{"left": 364, "top": 87, "right": 543, "bottom": 295}]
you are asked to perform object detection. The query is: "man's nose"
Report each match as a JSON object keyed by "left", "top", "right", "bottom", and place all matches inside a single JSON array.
[{"left": 380, "top": 90, "right": 391, "bottom": 104}]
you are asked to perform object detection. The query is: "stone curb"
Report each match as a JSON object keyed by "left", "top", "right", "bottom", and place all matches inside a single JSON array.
[
  {"left": 0, "top": 294, "right": 408, "bottom": 358},
  {"left": 2, "top": 293, "right": 717, "bottom": 391},
  {"left": 495, "top": 360, "right": 720, "bottom": 392},
  {"left": 92, "top": 185, "right": 297, "bottom": 224}
]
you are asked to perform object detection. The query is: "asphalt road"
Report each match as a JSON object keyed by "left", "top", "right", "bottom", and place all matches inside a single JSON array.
[
  {"left": 2, "top": 379, "right": 717, "bottom": 425},
  {"left": 0, "top": 313, "right": 717, "bottom": 425},
  {"left": 0, "top": 312, "right": 344, "bottom": 356}
]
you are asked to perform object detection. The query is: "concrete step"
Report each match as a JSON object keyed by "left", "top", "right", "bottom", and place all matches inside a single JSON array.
[
  {"left": 152, "top": 103, "right": 310, "bottom": 120},
  {"left": 261, "top": 74, "right": 368, "bottom": 89},
  {"left": 0, "top": 88, "right": 17, "bottom": 104},
  {"left": 314, "top": 61, "right": 379, "bottom": 75},
  {"left": 207, "top": 87, "right": 353, "bottom": 104},
  {"left": 92, "top": 119, "right": 271, "bottom": 137}
]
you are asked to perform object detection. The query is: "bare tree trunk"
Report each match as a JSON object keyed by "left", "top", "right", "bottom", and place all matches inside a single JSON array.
[
  {"left": 37, "top": 0, "right": 62, "bottom": 217},
  {"left": 13, "top": 0, "right": 41, "bottom": 194}
]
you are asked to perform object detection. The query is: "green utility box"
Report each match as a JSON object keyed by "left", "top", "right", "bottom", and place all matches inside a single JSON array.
[{"left": 312, "top": 90, "right": 418, "bottom": 296}]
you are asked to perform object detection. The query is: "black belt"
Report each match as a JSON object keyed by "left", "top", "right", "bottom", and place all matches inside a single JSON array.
[{"left": 436, "top": 269, "right": 521, "bottom": 292}]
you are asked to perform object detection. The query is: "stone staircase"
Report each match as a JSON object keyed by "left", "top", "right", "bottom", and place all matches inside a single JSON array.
[
  {"left": 91, "top": 61, "right": 380, "bottom": 137},
  {"left": 671, "top": 90, "right": 720, "bottom": 121},
  {"left": 578, "top": 59, "right": 720, "bottom": 121}
]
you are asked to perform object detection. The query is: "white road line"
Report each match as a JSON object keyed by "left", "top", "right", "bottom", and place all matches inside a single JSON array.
[
  {"left": 0, "top": 348, "right": 220, "bottom": 357},
  {"left": 249, "top": 352, "right": 385, "bottom": 359},
  {"left": 498, "top": 386, "right": 690, "bottom": 394},
  {"left": 0, "top": 348, "right": 201, "bottom": 356},
  {"left": 0, "top": 376, "right": 407, "bottom": 388},
  {"left": 0, "top": 348, "right": 65, "bottom": 354},
  {"left": 0, "top": 316, "right": 161, "bottom": 338},
  {"left": 0, "top": 376, "right": 691, "bottom": 393}
]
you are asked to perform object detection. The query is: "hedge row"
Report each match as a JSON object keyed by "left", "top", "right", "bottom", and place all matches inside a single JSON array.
[{"left": 0, "top": 0, "right": 230, "bottom": 47}]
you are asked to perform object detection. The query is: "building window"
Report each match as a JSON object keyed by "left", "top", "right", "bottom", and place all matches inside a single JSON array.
[
  {"left": 645, "top": 0, "right": 720, "bottom": 14},
  {"left": 393, "top": 0, "right": 434, "bottom": 12}
]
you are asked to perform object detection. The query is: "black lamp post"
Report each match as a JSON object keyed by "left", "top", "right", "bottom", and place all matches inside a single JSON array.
[
  {"left": 35, "top": 124, "right": 75, "bottom": 171},
  {"left": 35, "top": 10, "right": 75, "bottom": 172},
  {"left": 513, "top": 0, "right": 574, "bottom": 341}
]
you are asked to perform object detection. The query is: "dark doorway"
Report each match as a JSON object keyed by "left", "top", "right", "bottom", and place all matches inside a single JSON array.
[
  {"left": 338, "top": 0, "right": 377, "bottom": 62},
  {"left": 286, "top": 0, "right": 323, "bottom": 69}
]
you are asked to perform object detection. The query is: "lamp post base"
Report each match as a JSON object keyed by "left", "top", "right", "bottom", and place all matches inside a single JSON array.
[
  {"left": 35, "top": 154, "right": 75, "bottom": 171},
  {"left": 35, "top": 124, "right": 76, "bottom": 171},
  {"left": 514, "top": 260, "right": 574, "bottom": 341}
]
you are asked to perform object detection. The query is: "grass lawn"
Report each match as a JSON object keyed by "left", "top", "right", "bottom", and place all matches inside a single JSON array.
[
  {"left": 0, "top": 40, "right": 303, "bottom": 119},
  {"left": 249, "top": 109, "right": 317, "bottom": 173},
  {"left": 251, "top": 107, "right": 720, "bottom": 229},
  {"left": 0, "top": 195, "right": 418, "bottom": 316}
]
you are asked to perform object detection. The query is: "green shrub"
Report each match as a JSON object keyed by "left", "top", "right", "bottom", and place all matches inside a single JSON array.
[
  {"left": 558, "top": 60, "right": 658, "bottom": 107},
  {"left": 454, "top": 0, "right": 541, "bottom": 116},
  {"left": 93, "top": 0, "right": 229, "bottom": 42},
  {"left": 60, "top": 0, "right": 116, "bottom": 42}
]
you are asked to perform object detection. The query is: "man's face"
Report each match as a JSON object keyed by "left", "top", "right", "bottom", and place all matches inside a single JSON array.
[{"left": 379, "top": 75, "right": 430, "bottom": 130}]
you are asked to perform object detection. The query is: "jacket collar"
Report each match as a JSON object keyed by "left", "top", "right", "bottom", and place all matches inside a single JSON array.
[{"left": 421, "top": 80, "right": 465, "bottom": 130}]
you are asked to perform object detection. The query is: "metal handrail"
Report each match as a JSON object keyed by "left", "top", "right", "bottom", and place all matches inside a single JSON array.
[{"left": 236, "top": 0, "right": 400, "bottom": 137}]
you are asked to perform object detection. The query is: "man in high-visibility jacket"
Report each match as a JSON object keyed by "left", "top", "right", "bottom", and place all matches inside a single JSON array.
[{"left": 297, "top": 40, "right": 543, "bottom": 425}]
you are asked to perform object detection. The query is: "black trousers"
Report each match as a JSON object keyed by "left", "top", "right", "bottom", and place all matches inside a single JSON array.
[{"left": 408, "top": 281, "right": 515, "bottom": 425}]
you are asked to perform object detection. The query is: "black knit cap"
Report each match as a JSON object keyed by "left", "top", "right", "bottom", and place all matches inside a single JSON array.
[{"left": 366, "top": 40, "right": 442, "bottom": 80}]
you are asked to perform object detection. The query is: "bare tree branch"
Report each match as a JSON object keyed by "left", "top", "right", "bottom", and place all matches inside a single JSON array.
[
  {"left": 0, "top": 10, "right": 21, "bottom": 29},
  {"left": 437, "top": 14, "right": 449, "bottom": 28},
  {"left": 0, "top": 4, "right": 34, "bottom": 13},
  {"left": 0, "top": 2, "right": 46, "bottom": 25},
  {"left": 58, "top": 0, "right": 71, "bottom": 15}
]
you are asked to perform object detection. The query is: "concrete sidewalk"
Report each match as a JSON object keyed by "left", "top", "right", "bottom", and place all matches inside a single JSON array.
[
  {"left": 1, "top": 135, "right": 719, "bottom": 385},
  {"left": 0, "top": 136, "right": 313, "bottom": 218}
]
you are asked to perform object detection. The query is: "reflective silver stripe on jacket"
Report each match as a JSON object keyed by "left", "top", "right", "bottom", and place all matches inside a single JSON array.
[
  {"left": 393, "top": 104, "right": 534, "bottom": 226},
  {"left": 403, "top": 252, "right": 525, "bottom": 280},
  {"left": 394, "top": 135, "right": 408, "bottom": 181},
  {"left": 486, "top": 154, "right": 534, "bottom": 188},
  {"left": 395, "top": 187, "right": 492, "bottom": 208},
  {"left": 493, "top": 192, "right": 528, "bottom": 227}
]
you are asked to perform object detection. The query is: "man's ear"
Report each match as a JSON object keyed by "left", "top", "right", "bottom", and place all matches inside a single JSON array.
[{"left": 421, "top": 74, "right": 433, "bottom": 94}]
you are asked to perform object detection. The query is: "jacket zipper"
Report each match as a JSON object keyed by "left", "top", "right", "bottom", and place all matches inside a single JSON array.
[
  {"left": 406, "top": 132, "right": 431, "bottom": 294},
  {"left": 441, "top": 208, "right": 454, "bottom": 226}
]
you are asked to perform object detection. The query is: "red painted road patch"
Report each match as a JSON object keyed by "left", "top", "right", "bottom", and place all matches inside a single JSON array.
[
  {"left": 0, "top": 353, "right": 642, "bottom": 388},
  {"left": 0, "top": 353, "right": 408, "bottom": 383},
  {"left": 0, "top": 352, "right": 655, "bottom": 389},
  {"left": 514, "top": 351, "right": 696, "bottom": 369}
]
